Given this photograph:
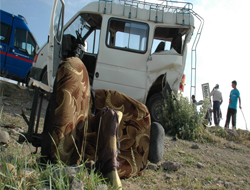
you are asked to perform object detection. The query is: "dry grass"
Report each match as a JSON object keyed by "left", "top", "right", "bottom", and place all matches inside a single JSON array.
[
  {"left": 122, "top": 132, "right": 250, "bottom": 190},
  {"left": 1, "top": 80, "right": 250, "bottom": 189}
]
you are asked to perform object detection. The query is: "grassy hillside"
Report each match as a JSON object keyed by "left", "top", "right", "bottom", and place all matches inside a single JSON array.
[{"left": 0, "top": 81, "right": 249, "bottom": 189}]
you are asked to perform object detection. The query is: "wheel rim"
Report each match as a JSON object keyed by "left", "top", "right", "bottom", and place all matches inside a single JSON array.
[{"left": 151, "top": 100, "right": 163, "bottom": 122}]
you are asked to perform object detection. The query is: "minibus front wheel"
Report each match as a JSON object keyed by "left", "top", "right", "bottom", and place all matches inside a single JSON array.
[
  {"left": 41, "top": 69, "right": 48, "bottom": 85},
  {"left": 146, "top": 93, "right": 164, "bottom": 124}
]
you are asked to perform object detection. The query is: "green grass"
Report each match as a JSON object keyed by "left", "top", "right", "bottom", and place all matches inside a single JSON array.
[{"left": 0, "top": 147, "right": 113, "bottom": 190}]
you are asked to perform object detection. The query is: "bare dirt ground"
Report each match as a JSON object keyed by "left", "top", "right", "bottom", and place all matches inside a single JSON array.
[
  {"left": 0, "top": 80, "right": 250, "bottom": 189},
  {"left": 0, "top": 80, "right": 48, "bottom": 154},
  {"left": 0, "top": 80, "right": 48, "bottom": 118}
]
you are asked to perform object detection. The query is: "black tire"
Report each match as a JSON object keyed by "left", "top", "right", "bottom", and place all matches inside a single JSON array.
[
  {"left": 40, "top": 70, "right": 51, "bottom": 100},
  {"left": 41, "top": 70, "right": 48, "bottom": 85},
  {"left": 148, "top": 122, "right": 164, "bottom": 163},
  {"left": 40, "top": 98, "right": 55, "bottom": 164},
  {"left": 40, "top": 75, "right": 57, "bottom": 164},
  {"left": 146, "top": 93, "right": 164, "bottom": 123},
  {"left": 25, "top": 72, "right": 31, "bottom": 87}
]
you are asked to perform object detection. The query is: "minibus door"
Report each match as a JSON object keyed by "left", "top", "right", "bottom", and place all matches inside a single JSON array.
[{"left": 47, "top": 0, "right": 65, "bottom": 88}]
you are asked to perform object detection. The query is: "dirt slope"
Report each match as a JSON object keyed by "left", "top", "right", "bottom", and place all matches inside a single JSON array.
[{"left": 0, "top": 80, "right": 250, "bottom": 189}]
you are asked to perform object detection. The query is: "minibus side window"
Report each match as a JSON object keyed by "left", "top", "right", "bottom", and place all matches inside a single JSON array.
[
  {"left": 64, "top": 14, "right": 101, "bottom": 55},
  {"left": 106, "top": 18, "right": 148, "bottom": 53},
  {"left": 54, "top": 0, "right": 64, "bottom": 43},
  {"left": 0, "top": 22, "right": 11, "bottom": 44},
  {"left": 85, "top": 29, "right": 100, "bottom": 54},
  {"left": 64, "top": 16, "right": 90, "bottom": 39},
  {"left": 151, "top": 27, "right": 186, "bottom": 54}
]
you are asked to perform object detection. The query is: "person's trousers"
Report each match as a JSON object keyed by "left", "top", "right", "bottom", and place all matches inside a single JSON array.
[
  {"left": 213, "top": 101, "right": 220, "bottom": 126},
  {"left": 225, "top": 108, "right": 237, "bottom": 129}
]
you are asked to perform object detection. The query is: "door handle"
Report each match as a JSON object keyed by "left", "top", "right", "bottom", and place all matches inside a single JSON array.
[{"left": 95, "top": 72, "right": 99, "bottom": 78}]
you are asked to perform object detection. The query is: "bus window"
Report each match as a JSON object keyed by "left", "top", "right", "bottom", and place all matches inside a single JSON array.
[
  {"left": 85, "top": 29, "right": 100, "bottom": 54},
  {"left": 27, "top": 32, "right": 36, "bottom": 56},
  {"left": 64, "top": 15, "right": 90, "bottom": 43},
  {"left": 107, "top": 18, "right": 149, "bottom": 53},
  {"left": 54, "top": 0, "right": 64, "bottom": 43},
  {"left": 14, "top": 28, "right": 36, "bottom": 57},
  {"left": 64, "top": 14, "right": 101, "bottom": 54},
  {"left": 14, "top": 28, "right": 27, "bottom": 53},
  {"left": 151, "top": 27, "right": 188, "bottom": 54},
  {"left": 0, "top": 22, "right": 11, "bottom": 44}
]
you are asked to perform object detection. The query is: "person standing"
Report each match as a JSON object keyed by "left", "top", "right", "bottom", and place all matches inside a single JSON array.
[
  {"left": 224, "top": 80, "right": 241, "bottom": 129},
  {"left": 210, "top": 84, "right": 223, "bottom": 126},
  {"left": 191, "top": 95, "right": 197, "bottom": 105}
]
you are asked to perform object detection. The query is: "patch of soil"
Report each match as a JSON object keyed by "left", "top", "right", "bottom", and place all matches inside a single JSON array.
[
  {"left": 1, "top": 80, "right": 250, "bottom": 189},
  {"left": 0, "top": 80, "right": 48, "bottom": 118}
]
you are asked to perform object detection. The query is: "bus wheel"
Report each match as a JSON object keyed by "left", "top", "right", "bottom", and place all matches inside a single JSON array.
[
  {"left": 146, "top": 93, "right": 164, "bottom": 123},
  {"left": 25, "top": 72, "right": 31, "bottom": 87}
]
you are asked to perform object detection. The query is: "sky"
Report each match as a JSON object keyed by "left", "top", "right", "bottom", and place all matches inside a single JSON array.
[{"left": 0, "top": 0, "right": 249, "bottom": 130}]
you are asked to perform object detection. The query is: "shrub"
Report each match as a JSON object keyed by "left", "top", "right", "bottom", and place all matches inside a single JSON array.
[
  {"left": 159, "top": 92, "right": 209, "bottom": 141},
  {"left": 207, "top": 126, "right": 250, "bottom": 147}
]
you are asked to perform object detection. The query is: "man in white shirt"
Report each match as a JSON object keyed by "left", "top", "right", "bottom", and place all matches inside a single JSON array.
[{"left": 210, "top": 84, "right": 223, "bottom": 126}]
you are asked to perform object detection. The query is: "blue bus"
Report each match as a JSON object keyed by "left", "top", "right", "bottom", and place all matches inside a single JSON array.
[{"left": 0, "top": 9, "right": 38, "bottom": 85}]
